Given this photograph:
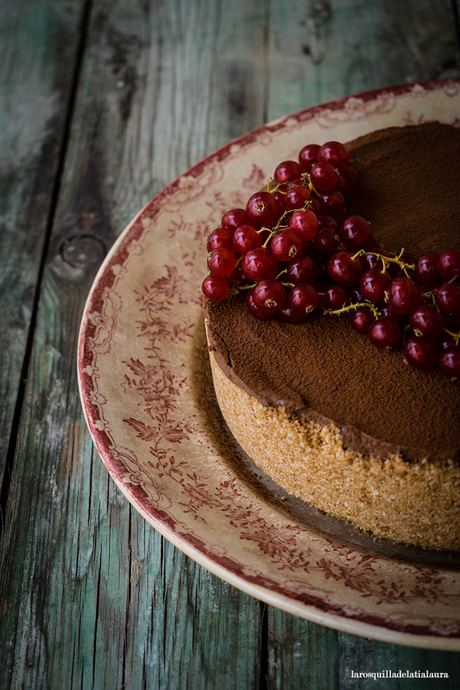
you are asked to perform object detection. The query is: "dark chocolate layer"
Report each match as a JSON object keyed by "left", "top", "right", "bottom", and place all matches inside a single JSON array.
[{"left": 205, "top": 123, "right": 460, "bottom": 463}]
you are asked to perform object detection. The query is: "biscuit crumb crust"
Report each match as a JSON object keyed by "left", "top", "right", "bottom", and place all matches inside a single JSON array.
[{"left": 209, "top": 352, "right": 460, "bottom": 551}]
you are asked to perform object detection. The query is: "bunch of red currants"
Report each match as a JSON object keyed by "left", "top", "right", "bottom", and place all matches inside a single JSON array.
[{"left": 202, "top": 140, "right": 460, "bottom": 378}]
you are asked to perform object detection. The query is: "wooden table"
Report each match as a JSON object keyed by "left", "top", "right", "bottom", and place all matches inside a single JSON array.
[{"left": 1, "top": 1, "right": 460, "bottom": 687}]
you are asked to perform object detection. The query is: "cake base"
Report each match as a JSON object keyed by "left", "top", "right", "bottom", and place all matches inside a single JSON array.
[{"left": 208, "top": 351, "right": 460, "bottom": 552}]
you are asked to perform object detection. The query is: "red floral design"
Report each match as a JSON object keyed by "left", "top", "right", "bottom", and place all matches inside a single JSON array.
[{"left": 78, "top": 81, "right": 460, "bottom": 645}]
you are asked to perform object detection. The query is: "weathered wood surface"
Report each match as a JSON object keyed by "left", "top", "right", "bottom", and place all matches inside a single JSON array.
[
  {"left": 0, "top": 0, "right": 87, "bottom": 494},
  {"left": 0, "top": 0, "right": 459, "bottom": 688}
]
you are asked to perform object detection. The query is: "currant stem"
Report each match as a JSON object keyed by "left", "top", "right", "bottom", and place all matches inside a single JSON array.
[
  {"left": 353, "top": 248, "right": 415, "bottom": 272},
  {"left": 328, "top": 301, "right": 381, "bottom": 318},
  {"left": 443, "top": 327, "right": 460, "bottom": 346},
  {"left": 236, "top": 283, "right": 257, "bottom": 292}
]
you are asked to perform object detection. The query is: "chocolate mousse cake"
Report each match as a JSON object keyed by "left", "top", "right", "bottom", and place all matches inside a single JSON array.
[{"left": 204, "top": 122, "right": 460, "bottom": 551}]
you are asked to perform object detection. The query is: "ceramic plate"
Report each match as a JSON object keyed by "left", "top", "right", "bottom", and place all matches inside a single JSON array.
[{"left": 78, "top": 80, "right": 460, "bottom": 650}]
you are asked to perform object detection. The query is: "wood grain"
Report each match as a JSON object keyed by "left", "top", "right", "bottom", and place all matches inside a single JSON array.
[
  {"left": 0, "top": 0, "right": 459, "bottom": 688},
  {"left": 0, "top": 0, "right": 87, "bottom": 495}
]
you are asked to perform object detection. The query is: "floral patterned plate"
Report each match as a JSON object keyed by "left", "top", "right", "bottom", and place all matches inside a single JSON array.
[{"left": 78, "top": 80, "right": 460, "bottom": 650}]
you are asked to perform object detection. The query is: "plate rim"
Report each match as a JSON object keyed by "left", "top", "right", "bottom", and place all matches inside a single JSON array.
[{"left": 77, "top": 79, "right": 460, "bottom": 650}]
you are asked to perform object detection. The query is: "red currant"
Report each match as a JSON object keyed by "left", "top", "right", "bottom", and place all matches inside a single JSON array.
[
  {"left": 207, "top": 247, "right": 235, "bottom": 277},
  {"left": 434, "top": 284, "right": 460, "bottom": 314},
  {"left": 221, "top": 208, "right": 250, "bottom": 231},
  {"left": 285, "top": 185, "right": 312, "bottom": 211},
  {"left": 288, "top": 209, "right": 318, "bottom": 241},
  {"left": 340, "top": 166, "right": 359, "bottom": 196},
  {"left": 286, "top": 254, "right": 318, "bottom": 285},
  {"left": 361, "top": 247, "right": 391, "bottom": 272},
  {"left": 317, "top": 141, "right": 350, "bottom": 172},
  {"left": 286, "top": 284, "right": 319, "bottom": 315},
  {"left": 359, "top": 269, "right": 392, "bottom": 303},
  {"left": 271, "top": 190, "right": 286, "bottom": 217},
  {"left": 403, "top": 336, "right": 439, "bottom": 370},
  {"left": 327, "top": 251, "right": 363, "bottom": 287},
  {"left": 437, "top": 249, "right": 460, "bottom": 283},
  {"left": 253, "top": 279, "right": 286, "bottom": 313},
  {"left": 388, "top": 277, "right": 422, "bottom": 315},
  {"left": 232, "top": 225, "right": 263, "bottom": 254},
  {"left": 207, "top": 228, "right": 234, "bottom": 252},
  {"left": 298, "top": 143, "right": 320, "bottom": 172},
  {"left": 310, "top": 162, "right": 337, "bottom": 191},
  {"left": 368, "top": 318, "right": 401, "bottom": 349},
  {"left": 274, "top": 160, "right": 304, "bottom": 184},
  {"left": 246, "top": 290, "right": 275, "bottom": 320},
  {"left": 350, "top": 306, "right": 375, "bottom": 335},
  {"left": 202, "top": 274, "right": 229, "bottom": 301},
  {"left": 322, "top": 284, "right": 348, "bottom": 310},
  {"left": 438, "top": 346, "right": 460, "bottom": 378},
  {"left": 246, "top": 191, "right": 278, "bottom": 227},
  {"left": 271, "top": 230, "right": 302, "bottom": 261},
  {"left": 409, "top": 305, "right": 446, "bottom": 339},
  {"left": 415, "top": 251, "right": 442, "bottom": 288},
  {"left": 314, "top": 228, "right": 341, "bottom": 254},
  {"left": 241, "top": 247, "right": 279, "bottom": 281},
  {"left": 318, "top": 190, "right": 346, "bottom": 219},
  {"left": 339, "top": 216, "right": 373, "bottom": 251}
]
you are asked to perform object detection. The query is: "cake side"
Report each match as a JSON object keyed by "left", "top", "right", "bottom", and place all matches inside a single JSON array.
[{"left": 208, "top": 348, "right": 460, "bottom": 551}]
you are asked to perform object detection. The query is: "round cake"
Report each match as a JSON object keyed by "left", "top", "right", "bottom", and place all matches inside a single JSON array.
[{"left": 204, "top": 122, "right": 460, "bottom": 552}]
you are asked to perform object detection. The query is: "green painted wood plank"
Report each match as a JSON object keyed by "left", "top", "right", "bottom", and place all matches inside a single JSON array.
[
  {"left": 266, "top": 0, "right": 457, "bottom": 121},
  {"left": 1, "top": 0, "right": 269, "bottom": 687},
  {"left": 267, "top": 615, "right": 460, "bottom": 689},
  {"left": 0, "top": 0, "right": 87, "bottom": 485}
]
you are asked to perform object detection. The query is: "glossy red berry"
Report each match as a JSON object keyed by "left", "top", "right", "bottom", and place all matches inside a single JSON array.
[
  {"left": 241, "top": 247, "right": 279, "bottom": 281},
  {"left": 322, "top": 284, "right": 348, "bottom": 310},
  {"left": 317, "top": 141, "right": 350, "bottom": 172},
  {"left": 298, "top": 143, "right": 320, "bottom": 172},
  {"left": 286, "top": 284, "right": 319, "bottom": 315},
  {"left": 434, "top": 284, "right": 460, "bottom": 314},
  {"left": 252, "top": 279, "right": 286, "bottom": 313},
  {"left": 327, "top": 251, "right": 363, "bottom": 287},
  {"left": 221, "top": 208, "right": 250, "bottom": 231},
  {"left": 359, "top": 269, "right": 392, "bottom": 304},
  {"left": 246, "top": 191, "right": 278, "bottom": 227},
  {"left": 232, "top": 225, "right": 262, "bottom": 254},
  {"left": 246, "top": 290, "right": 275, "bottom": 320},
  {"left": 437, "top": 249, "right": 460, "bottom": 282},
  {"left": 270, "top": 230, "right": 302, "bottom": 261},
  {"left": 284, "top": 185, "right": 312, "bottom": 211},
  {"left": 286, "top": 254, "right": 318, "bottom": 285},
  {"left": 274, "top": 160, "right": 304, "bottom": 184},
  {"left": 388, "top": 277, "right": 422, "bottom": 315},
  {"left": 310, "top": 162, "right": 337, "bottom": 191},
  {"left": 340, "top": 166, "right": 359, "bottom": 196},
  {"left": 409, "top": 305, "right": 446, "bottom": 339},
  {"left": 318, "top": 190, "right": 346, "bottom": 219},
  {"left": 403, "top": 336, "right": 439, "bottom": 371},
  {"left": 288, "top": 209, "right": 318, "bottom": 241},
  {"left": 438, "top": 346, "right": 460, "bottom": 378},
  {"left": 314, "top": 228, "right": 341, "bottom": 254},
  {"left": 350, "top": 306, "right": 375, "bottom": 335},
  {"left": 415, "top": 251, "right": 442, "bottom": 288},
  {"left": 339, "top": 216, "right": 373, "bottom": 251},
  {"left": 207, "top": 247, "right": 235, "bottom": 276},
  {"left": 368, "top": 318, "right": 401, "bottom": 349},
  {"left": 207, "top": 228, "right": 234, "bottom": 252},
  {"left": 202, "top": 274, "right": 229, "bottom": 301}
]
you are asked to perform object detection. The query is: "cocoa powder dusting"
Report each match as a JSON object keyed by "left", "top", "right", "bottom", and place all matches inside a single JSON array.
[{"left": 205, "top": 123, "right": 460, "bottom": 462}]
